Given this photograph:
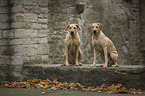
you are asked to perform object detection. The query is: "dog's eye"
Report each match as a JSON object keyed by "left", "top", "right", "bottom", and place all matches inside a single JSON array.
[
  {"left": 69, "top": 27, "right": 72, "bottom": 29},
  {"left": 74, "top": 27, "right": 76, "bottom": 29},
  {"left": 92, "top": 26, "right": 94, "bottom": 28},
  {"left": 96, "top": 26, "right": 98, "bottom": 28}
]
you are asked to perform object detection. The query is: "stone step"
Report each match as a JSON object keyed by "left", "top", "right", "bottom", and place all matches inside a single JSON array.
[{"left": 22, "top": 64, "right": 145, "bottom": 90}]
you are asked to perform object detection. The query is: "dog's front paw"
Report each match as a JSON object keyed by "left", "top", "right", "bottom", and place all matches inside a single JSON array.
[
  {"left": 61, "top": 64, "right": 70, "bottom": 66},
  {"left": 103, "top": 64, "right": 107, "bottom": 67},
  {"left": 91, "top": 64, "right": 95, "bottom": 67},
  {"left": 111, "top": 64, "right": 119, "bottom": 67},
  {"left": 61, "top": 63, "right": 70, "bottom": 66}
]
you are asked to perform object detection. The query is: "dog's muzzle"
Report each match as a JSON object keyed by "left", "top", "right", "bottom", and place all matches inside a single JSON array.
[
  {"left": 93, "top": 30, "right": 97, "bottom": 33},
  {"left": 71, "top": 31, "right": 74, "bottom": 35}
]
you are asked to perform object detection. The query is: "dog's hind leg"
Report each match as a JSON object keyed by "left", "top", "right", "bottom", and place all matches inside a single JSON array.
[{"left": 110, "top": 51, "right": 118, "bottom": 67}]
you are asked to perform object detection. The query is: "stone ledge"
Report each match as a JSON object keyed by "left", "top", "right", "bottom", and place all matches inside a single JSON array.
[{"left": 22, "top": 64, "right": 145, "bottom": 90}]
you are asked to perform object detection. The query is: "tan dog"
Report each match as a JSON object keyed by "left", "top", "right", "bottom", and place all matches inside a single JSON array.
[
  {"left": 88, "top": 23, "right": 118, "bottom": 67},
  {"left": 63, "top": 24, "right": 83, "bottom": 66}
]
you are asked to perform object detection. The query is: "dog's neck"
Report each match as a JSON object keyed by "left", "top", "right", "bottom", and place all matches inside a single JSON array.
[
  {"left": 92, "top": 31, "right": 101, "bottom": 40},
  {"left": 69, "top": 33, "right": 77, "bottom": 39}
]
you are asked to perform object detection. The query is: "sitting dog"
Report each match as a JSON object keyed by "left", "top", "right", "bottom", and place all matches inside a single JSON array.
[
  {"left": 88, "top": 23, "right": 118, "bottom": 67},
  {"left": 62, "top": 24, "right": 83, "bottom": 66}
]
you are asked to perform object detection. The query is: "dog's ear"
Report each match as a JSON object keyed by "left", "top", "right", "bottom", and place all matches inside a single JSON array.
[
  {"left": 98, "top": 23, "right": 103, "bottom": 30},
  {"left": 65, "top": 24, "right": 70, "bottom": 31},
  {"left": 88, "top": 24, "right": 92, "bottom": 31},
  {"left": 75, "top": 24, "right": 81, "bottom": 31}
]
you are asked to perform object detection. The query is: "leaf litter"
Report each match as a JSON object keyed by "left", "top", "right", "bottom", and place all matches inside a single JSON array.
[{"left": 0, "top": 78, "right": 144, "bottom": 95}]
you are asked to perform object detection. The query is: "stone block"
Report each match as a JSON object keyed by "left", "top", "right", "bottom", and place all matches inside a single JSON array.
[
  {"left": 10, "top": 38, "right": 31, "bottom": 45},
  {"left": 31, "top": 23, "right": 41, "bottom": 29},
  {"left": 38, "top": 19, "right": 48, "bottom": 24},
  {"left": 23, "top": 56, "right": 31, "bottom": 64},
  {"left": 0, "top": 56, "right": 11, "bottom": 65},
  {"left": 24, "top": 14, "right": 37, "bottom": 22},
  {"left": 0, "top": 23, "right": 9, "bottom": 29},
  {"left": 0, "top": 0, "right": 7, "bottom": 6},
  {"left": 11, "top": 22, "right": 27, "bottom": 29},
  {"left": 14, "top": 14, "right": 24, "bottom": 22},
  {"left": 31, "top": 38, "right": 38, "bottom": 44},
  {"left": 13, "top": 45, "right": 37, "bottom": 56},
  {"left": 42, "top": 55, "right": 49, "bottom": 62},
  {"left": 37, "top": 44, "right": 49, "bottom": 55},
  {"left": 0, "top": 7, "right": 8, "bottom": 13},
  {"left": 40, "top": 8, "right": 48, "bottom": 13},
  {"left": 0, "top": 40, "right": 8, "bottom": 45},
  {"left": 17, "top": 0, "right": 37, "bottom": 5},
  {"left": 0, "top": 14, "right": 9, "bottom": 23},
  {"left": 3, "top": 30, "right": 14, "bottom": 38},
  {"left": 37, "top": 30, "right": 48, "bottom": 37},
  {"left": 12, "top": 5, "right": 23, "bottom": 13},
  {"left": 15, "top": 29, "right": 35, "bottom": 38},
  {"left": 23, "top": 6, "right": 40, "bottom": 13},
  {"left": 38, "top": 0, "right": 48, "bottom": 6},
  {"left": 37, "top": 37, "right": 48, "bottom": 44},
  {"left": 122, "top": 46, "right": 129, "bottom": 54},
  {"left": 23, "top": 64, "right": 145, "bottom": 90},
  {"left": 25, "top": 45, "right": 37, "bottom": 56},
  {"left": 41, "top": 24, "right": 48, "bottom": 29},
  {"left": 11, "top": 56, "right": 23, "bottom": 65},
  {"left": 30, "top": 55, "right": 41, "bottom": 64}
]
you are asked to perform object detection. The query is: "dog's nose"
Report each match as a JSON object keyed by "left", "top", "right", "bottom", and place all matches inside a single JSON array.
[
  {"left": 93, "top": 30, "right": 97, "bottom": 33},
  {"left": 71, "top": 31, "right": 74, "bottom": 35}
]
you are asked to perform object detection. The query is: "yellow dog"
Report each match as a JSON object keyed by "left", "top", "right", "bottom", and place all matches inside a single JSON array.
[
  {"left": 62, "top": 24, "right": 83, "bottom": 66},
  {"left": 88, "top": 23, "right": 118, "bottom": 67}
]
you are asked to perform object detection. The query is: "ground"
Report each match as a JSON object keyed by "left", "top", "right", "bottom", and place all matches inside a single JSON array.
[{"left": 0, "top": 88, "right": 144, "bottom": 96}]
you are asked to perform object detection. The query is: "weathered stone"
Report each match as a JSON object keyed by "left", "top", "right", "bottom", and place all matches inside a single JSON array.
[
  {"left": 13, "top": 45, "right": 37, "bottom": 56},
  {"left": 0, "top": 55, "right": 10, "bottom": 65},
  {"left": 38, "top": 19, "right": 48, "bottom": 23},
  {"left": 24, "top": 14, "right": 37, "bottom": 22},
  {"left": 17, "top": 0, "right": 37, "bottom": 6},
  {"left": 30, "top": 55, "right": 42, "bottom": 64},
  {"left": 10, "top": 38, "right": 31, "bottom": 45},
  {"left": 41, "top": 24, "right": 48, "bottom": 29},
  {"left": 38, "top": 0, "right": 48, "bottom": 6},
  {"left": 11, "top": 56, "right": 23, "bottom": 66},
  {"left": 37, "top": 44, "right": 49, "bottom": 55},
  {"left": 0, "top": 23, "right": 9, "bottom": 29},
  {"left": 37, "top": 30, "right": 48, "bottom": 37},
  {"left": 42, "top": 55, "right": 49, "bottom": 63},
  {"left": 122, "top": 46, "right": 129, "bottom": 54},
  {"left": 0, "top": 0, "right": 7, "bottom": 6},
  {"left": 0, "top": 7, "right": 8, "bottom": 13},
  {"left": 23, "top": 64, "right": 145, "bottom": 90},
  {"left": 37, "top": 38, "right": 48, "bottom": 44},
  {"left": 11, "top": 22, "right": 27, "bottom": 29},
  {"left": 3, "top": 30, "right": 14, "bottom": 38},
  {"left": 40, "top": 8, "right": 48, "bottom": 13},
  {"left": 31, "top": 23, "right": 41, "bottom": 29},
  {"left": 12, "top": 6, "right": 23, "bottom": 13},
  {"left": 23, "top": 56, "right": 31, "bottom": 64},
  {"left": 15, "top": 29, "right": 36, "bottom": 38},
  {"left": 0, "top": 14, "right": 9, "bottom": 23}
]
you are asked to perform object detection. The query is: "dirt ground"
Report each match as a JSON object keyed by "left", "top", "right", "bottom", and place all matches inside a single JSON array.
[{"left": 0, "top": 88, "right": 144, "bottom": 96}]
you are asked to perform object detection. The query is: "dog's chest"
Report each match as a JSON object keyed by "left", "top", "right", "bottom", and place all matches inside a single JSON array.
[
  {"left": 69, "top": 40, "right": 78, "bottom": 48},
  {"left": 92, "top": 40, "right": 103, "bottom": 53}
]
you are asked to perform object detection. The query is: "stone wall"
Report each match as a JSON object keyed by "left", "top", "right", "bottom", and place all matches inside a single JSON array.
[{"left": 0, "top": 0, "right": 144, "bottom": 81}]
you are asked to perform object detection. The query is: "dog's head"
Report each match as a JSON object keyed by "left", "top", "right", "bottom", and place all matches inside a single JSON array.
[
  {"left": 65, "top": 24, "right": 81, "bottom": 36},
  {"left": 88, "top": 23, "right": 103, "bottom": 34}
]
